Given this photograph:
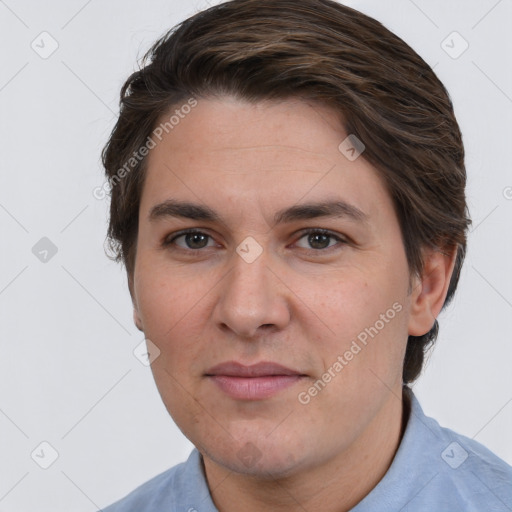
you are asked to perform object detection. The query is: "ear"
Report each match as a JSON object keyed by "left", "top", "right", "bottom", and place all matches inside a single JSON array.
[
  {"left": 408, "top": 246, "right": 458, "bottom": 337},
  {"left": 128, "top": 272, "right": 144, "bottom": 332}
]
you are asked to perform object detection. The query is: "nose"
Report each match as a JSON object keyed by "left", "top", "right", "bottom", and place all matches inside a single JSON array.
[{"left": 212, "top": 245, "right": 291, "bottom": 339}]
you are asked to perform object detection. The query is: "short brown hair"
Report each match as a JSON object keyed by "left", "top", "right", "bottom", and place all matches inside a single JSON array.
[{"left": 101, "top": 0, "right": 471, "bottom": 383}]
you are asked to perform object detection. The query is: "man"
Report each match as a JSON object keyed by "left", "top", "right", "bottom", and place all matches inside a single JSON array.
[{"left": 100, "top": 0, "right": 512, "bottom": 510}]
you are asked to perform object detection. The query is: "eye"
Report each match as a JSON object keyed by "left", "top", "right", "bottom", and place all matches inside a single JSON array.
[
  {"left": 294, "top": 228, "right": 347, "bottom": 252},
  {"left": 163, "top": 229, "right": 216, "bottom": 250},
  {"left": 162, "top": 228, "right": 348, "bottom": 253}
]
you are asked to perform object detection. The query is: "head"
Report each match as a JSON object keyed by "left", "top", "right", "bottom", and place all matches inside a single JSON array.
[{"left": 102, "top": 0, "right": 470, "bottom": 478}]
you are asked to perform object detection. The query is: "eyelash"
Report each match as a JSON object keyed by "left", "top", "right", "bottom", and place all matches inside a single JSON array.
[{"left": 162, "top": 228, "right": 348, "bottom": 254}]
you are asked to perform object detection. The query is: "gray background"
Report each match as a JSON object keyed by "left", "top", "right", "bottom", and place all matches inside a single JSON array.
[{"left": 1, "top": 0, "right": 511, "bottom": 510}]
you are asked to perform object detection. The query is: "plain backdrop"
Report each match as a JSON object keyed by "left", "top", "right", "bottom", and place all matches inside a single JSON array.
[{"left": 1, "top": 0, "right": 511, "bottom": 510}]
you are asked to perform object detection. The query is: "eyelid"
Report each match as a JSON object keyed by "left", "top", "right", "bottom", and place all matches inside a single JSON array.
[{"left": 293, "top": 227, "right": 348, "bottom": 241}]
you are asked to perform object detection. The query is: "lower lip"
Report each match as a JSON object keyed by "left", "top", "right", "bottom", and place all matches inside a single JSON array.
[{"left": 208, "top": 375, "right": 304, "bottom": 400}]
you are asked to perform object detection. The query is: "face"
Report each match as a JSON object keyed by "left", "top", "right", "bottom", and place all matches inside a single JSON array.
[{"left": 131, "top": 96, "right": 415, "bottom": 477}]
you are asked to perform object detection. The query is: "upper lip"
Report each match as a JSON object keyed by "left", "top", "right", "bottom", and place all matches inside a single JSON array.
[{"left": 205, "top": 361, "right": 304, "bottom": 377}]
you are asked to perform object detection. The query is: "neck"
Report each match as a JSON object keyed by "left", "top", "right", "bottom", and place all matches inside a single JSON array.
[{"left": 202, "top": 386, "right": 407, "bottom": 512}]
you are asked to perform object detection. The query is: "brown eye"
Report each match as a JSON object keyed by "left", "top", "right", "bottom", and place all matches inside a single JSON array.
[
  {"left": 307, "top": 232, "right": 331, "bottom": 249},
  {"left": 163, "top": 229, "right": 214, "bottom": 250},
  {"left": 294, "top": 229, "right": 346, "bottom": 251}
]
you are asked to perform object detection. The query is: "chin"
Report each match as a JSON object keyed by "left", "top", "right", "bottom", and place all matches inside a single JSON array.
[{"left": 201, "top": 436, "right": 311, "bottom": 479}]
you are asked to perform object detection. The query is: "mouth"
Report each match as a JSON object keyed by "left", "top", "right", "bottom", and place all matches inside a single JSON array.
[{"left": 204, "top": 361, "right": 307, "bottom": 400}]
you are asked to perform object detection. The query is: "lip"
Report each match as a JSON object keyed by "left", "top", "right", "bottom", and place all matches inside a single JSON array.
[
  {"left": 206, "top": 361, "right": 303, "bottom": 377},
  {"left": 205, "top": 361, "right": 306, "bottom": 400}
]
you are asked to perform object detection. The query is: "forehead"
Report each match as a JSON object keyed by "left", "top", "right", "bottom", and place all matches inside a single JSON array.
[
  {"left": 139, "top": 96, "right": 392, "bottom": 227},
  {"left": 154, "top": 96, "right": 345, "bottom": 155}
]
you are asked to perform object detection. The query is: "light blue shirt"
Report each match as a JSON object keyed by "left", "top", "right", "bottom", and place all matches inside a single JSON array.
[{"left": 102, "top": 390, "right": 512, "bottom": 511}]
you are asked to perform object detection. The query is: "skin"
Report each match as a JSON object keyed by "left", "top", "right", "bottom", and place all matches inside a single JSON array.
[{"left": 130, "top": 96, "right": 457, "bottom": 512}]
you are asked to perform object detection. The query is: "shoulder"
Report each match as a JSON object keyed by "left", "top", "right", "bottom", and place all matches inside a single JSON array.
[
  {"left": 405, "top": 391, "right": 512, "bottom": 511},
  {"left": 355, "top": 390, "right": 512, "bottom": 512},
  {"left": 101, "top": 464, "right": 183, "bottom": 511},
  {"left": 101, "top": 450, "right": 203, "bottom": 511},
  {"left": 433, "top": 421, "right": 512, "bottom": 510}
]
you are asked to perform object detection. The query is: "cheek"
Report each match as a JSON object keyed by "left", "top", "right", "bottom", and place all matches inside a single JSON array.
[
  {"left": 309, "top": 266, "right": 408, "bottom": 379},
  {"left": 135, "top": 257, "right": 197, "bottom": 333},
  {"left": 134, "top": 260, "right": 223, "bottom": 374},
  {"left": 136, "top": 267, "right": 209, "bottom": 415},
  {"left": 315, "top": 274, "right": 397, "bottom": 337}
]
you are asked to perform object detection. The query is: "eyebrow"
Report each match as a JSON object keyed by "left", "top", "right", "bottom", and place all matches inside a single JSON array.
[{"left": 148, "top": 198, "right": 368, "bottom": 226}]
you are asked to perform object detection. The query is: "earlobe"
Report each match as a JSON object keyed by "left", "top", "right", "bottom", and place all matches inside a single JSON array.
[
  {"left": 407, "top": 246, "right": 458, "bottom": 337},
  {"left": 128, "top": 272, "right": 143, "bottom": 332},
  {"left": 133, "top": 308, "right": 144, "bottom": 332}
]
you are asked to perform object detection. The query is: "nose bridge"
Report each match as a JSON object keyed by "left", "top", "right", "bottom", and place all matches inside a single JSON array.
[
  {"left": 228, "top": 241, "right": 273, "bottom": 311},
  {"left": 231, "top": 244, "right": 270, "bottom": 300},
  {"left": 213, "top": 239, "right": 289, "bottom": 337}
]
